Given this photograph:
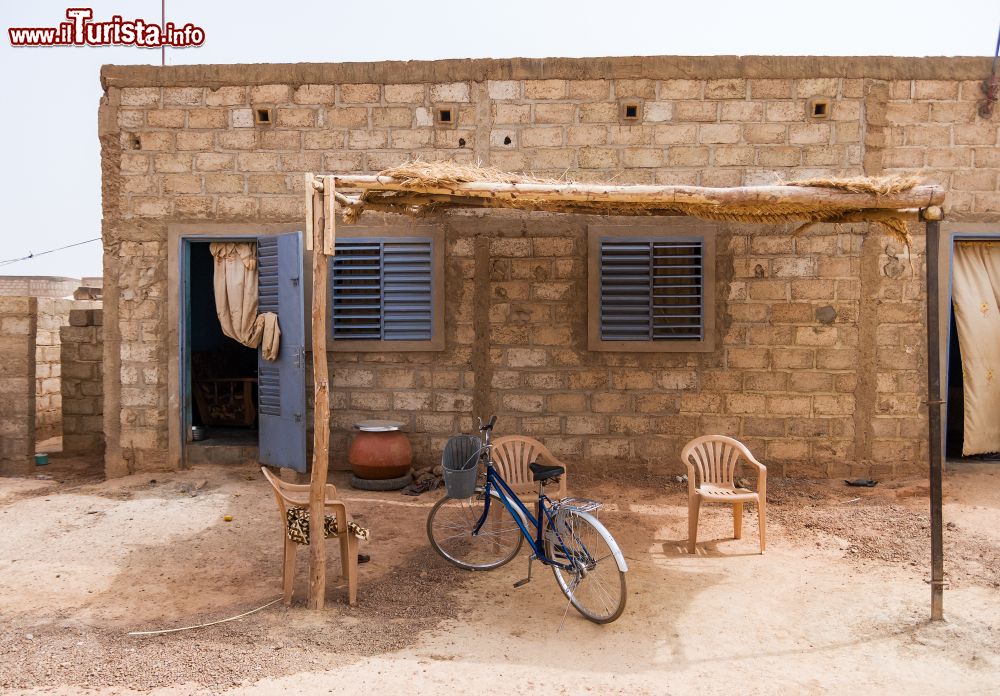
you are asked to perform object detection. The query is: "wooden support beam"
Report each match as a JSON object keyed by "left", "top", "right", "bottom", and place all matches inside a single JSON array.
[
  {"left": 323, "top": 176, "right": 337, "bottom": 256},
  {"left": 304, "top": 173, "right": 315, "bottom": 251},
  {"left": 331, "top": 175, "right": 946, "bottom": 211},
  {"left": 342, "top": 192, "right": 929, "bottom": 224},
  {"left": 308, "top": 177, "right": 331, "bottom": 611}
]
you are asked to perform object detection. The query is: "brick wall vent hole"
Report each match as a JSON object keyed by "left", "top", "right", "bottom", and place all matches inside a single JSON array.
[
  {"left": 253, "top": 107, "right": 273, "bottom": 125},
  {"left": 808, "top": 97, "right": 831, "bottom": 119}
]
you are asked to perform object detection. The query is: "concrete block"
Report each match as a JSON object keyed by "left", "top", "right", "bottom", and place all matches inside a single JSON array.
[
  {"left": 121, "top": 87, "right": 160, "bottom": 106},
  {"left": 568, "top": 80, "right": 609, "bottom": 100},
  {"left": 1, "top": 317, "right": 31, "bottom": 335},
  {"left": 524, "top": 80, "right": 567, "bottom": 100},
  {"left": 163, "top": 87, "right": 203, "bottom": 105},
  {"left": 341, "top": 83, "right": 381, "bottom": 103},
  {"left": 188, "top": 109, "right": 227, "bottom": 129},
  {"left": 146, "top": 109, "right": 186, "bottom": 128},
  {"left": 206, "top": 86, "right": 247, "bottom": 106},
  {"left": 385, "top": 83, "right": 425, "bottom": 103}
]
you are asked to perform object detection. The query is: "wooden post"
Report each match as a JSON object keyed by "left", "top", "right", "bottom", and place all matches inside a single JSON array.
[
  {"left": 925, "top": 218, "right": 945, "bottom": 621},
  {"left": 308, "top": 175, "right": 331, "bottom": 610}
]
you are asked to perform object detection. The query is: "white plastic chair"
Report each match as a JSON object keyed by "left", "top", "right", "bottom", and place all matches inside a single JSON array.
[
  {"left": 260, "top": 467, "right": 360, "bottom": 605},
  {"left": 491, "top": 435, "right": 568, "bottom": 502},
  {"left": 681, "top": 435, "right": 766, "bottom": 554}
]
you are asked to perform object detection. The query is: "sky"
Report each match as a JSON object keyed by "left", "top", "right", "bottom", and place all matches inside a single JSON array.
[{"left": 1, "top": 0, "right": 997, "bottom": 279}]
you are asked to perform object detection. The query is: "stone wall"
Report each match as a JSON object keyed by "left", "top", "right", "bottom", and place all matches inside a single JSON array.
[
  {"left": 35, "top": 299, "right": 103, "bottom": 443},
  {"left": 61, "top": 309, "right": 104, "bottom": 454},
  {"left": 97, "top": 57, "right": 1000, "bottom": 478},
  {"left": 0, "top": 276, "right": 80, "bottom": 298},
  {"left": 321, "top": 216, "right": 923, "bottom": 479},
  {"left": 34, "top": 298, "right": 72, "bottom": 441},
  {"left": 0, "top": 297, "right": 37, "bottom": 475}
]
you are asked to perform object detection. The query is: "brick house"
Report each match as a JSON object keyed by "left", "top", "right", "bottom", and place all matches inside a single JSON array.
[{"left": 97, "top": 56, "right": 1000, "bottom": 480}]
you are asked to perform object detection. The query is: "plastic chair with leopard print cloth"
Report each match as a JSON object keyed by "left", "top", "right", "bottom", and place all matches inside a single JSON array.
[{"left": 261, "top": 467, "right": 369, "bottom": 605}]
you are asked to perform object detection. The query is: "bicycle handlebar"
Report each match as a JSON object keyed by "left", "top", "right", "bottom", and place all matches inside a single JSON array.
[{"left": 478, "top": 415, "right": 497, "bottom": 433}]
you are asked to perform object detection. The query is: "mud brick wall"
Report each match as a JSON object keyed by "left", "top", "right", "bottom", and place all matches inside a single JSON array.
[
  {"left": 35, "top": 298, "right": 71, "bottom": 441},
  {"left": 0, "top": 297, "right": 37, "bottom": 475},
  {"left": 61, "top": 309, "right": 105, "bottom": 454},
  {"left": 98, "top": 57, "right": 1000, "bottom": 478},
  {"left": 35, "top": 299, "right": 104, "bottom": 443},
  {"left": 0, "top": 276, "right": 80, "bottom": 298}
]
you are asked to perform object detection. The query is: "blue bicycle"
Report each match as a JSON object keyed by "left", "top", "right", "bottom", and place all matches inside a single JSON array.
[{"left": 426, "top": 416, "right": 628, "bottom": 623}]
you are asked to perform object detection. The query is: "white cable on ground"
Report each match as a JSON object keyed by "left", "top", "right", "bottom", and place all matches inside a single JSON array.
[{"left": 126, "top": 597, "right": 282, "bottom": 636}]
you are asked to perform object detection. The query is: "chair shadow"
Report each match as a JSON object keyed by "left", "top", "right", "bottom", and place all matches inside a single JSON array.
[{"left": 657, "top": 536, "right": 763, "bottom": 558}]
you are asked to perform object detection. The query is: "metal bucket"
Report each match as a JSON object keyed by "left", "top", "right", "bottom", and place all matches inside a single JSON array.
[{"left": 441, "top": 434, "right": 482, "bottom": 498}]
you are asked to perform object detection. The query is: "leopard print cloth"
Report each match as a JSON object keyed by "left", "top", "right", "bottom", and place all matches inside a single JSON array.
[{"left": 285, "top": 506, "right": 371, "bottom": 545}]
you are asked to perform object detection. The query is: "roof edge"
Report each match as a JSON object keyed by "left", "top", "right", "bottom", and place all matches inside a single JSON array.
[{"left": 100, "top": 55, "right": 994, "bottom": 89}]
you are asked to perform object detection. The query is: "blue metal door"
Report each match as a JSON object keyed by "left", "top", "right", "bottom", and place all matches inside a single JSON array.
[{"left": 257, "top": 232, "right": 307, "bottom": 471}]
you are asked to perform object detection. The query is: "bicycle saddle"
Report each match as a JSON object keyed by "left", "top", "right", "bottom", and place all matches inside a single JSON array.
[{"left": 529, "top": 462, "right": 565, "bottom": 482}]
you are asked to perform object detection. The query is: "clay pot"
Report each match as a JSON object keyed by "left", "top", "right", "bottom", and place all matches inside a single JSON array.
[{"left": 348, "top": 430, "right": 413, "bottom": 480}]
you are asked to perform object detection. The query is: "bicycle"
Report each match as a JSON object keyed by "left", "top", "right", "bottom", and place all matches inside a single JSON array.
[{"left": 426, "top": 415, "right": 628, "bottom": 624}]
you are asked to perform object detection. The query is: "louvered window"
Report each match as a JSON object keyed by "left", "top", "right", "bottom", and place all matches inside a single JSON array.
[
  {"left": 589, "top": 226, "right": 715, "bottom": 352},
  {"left": 330, "top": 237, "right": 435, "bottom": 343}
]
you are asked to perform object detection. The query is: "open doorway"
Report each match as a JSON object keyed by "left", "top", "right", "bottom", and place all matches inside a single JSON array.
[
  {"left": 945, "top": 307, "right": 965, "bottom": 458},
  {"left": 174, "top": 230, "right": 306, "bottom": 471},
  {"left": 187, "top": 242, "right": 259, "bottom": 447}
]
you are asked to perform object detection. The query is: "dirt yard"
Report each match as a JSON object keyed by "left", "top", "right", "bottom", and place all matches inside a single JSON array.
[{"left": 0, "top": 457, "right": 998, "bottom": 695}]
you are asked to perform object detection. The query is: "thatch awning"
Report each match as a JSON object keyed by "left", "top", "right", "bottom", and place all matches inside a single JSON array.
[
  {"left": 304, "top": 162, "right": 950, "bottom": 617},
  {"left": 325, "top": 162, "right": 945, "bottom": 242}
]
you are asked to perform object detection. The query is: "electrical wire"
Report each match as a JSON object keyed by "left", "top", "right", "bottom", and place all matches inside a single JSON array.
[
  {"left": 980, "top": 23, "right": 1000, "bottom": 118},
  {"left": 0, "top": 237, "right": 101, "bottom": 269},
  {"left": 993, "top": 22, "right": 999, "bottom": 75}
]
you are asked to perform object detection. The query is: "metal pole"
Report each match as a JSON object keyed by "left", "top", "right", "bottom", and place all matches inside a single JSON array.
[{"left": 925, "top": 218, "right": 945, "bottom": 621}]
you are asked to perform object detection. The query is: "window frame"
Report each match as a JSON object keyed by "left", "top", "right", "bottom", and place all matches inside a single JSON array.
[
  {"left": 327, "top": 225, "right": 445, "bottom": 352},
  {"left": 587, "top": 221, "right": 716, "bottom": 353}
]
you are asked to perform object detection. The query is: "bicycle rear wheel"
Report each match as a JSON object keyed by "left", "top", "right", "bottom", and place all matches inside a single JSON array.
[
  {"left": 427, "top": 488, "right": 524, "bottom": 570},
  {"left": 544, "top": 509, "right": 627, "bottom": 623}
]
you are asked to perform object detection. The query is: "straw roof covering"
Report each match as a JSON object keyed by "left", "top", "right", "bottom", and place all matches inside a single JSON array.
[{"left": 330, "top": 162, "right": 943, "bottom": 243}]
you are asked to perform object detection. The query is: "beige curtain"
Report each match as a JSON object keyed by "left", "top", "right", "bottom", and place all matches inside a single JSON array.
[
  {"left": 952, "top": 241, "right": 1000, "bottom": 455},
  {"left": 209, "top": 242, "right": 280, "bottom": 361}
]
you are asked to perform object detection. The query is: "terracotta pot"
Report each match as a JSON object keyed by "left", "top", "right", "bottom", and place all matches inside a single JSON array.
[{"left": 349, "top": 430, "right": 413, "bottom": 480}]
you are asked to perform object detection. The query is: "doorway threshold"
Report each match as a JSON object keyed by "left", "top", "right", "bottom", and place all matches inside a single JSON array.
[{"left": 186, "top": 433, "right": 259, "bottom": 465}]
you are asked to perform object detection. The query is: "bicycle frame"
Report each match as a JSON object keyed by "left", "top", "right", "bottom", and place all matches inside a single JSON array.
[{"left": 471, "top": 451, "right": 576, "bottom": 571}]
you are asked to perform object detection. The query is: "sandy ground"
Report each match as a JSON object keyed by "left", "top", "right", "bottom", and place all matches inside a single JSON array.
[{"left": 0, "top": 456, "right": 998, "bottom": 695}]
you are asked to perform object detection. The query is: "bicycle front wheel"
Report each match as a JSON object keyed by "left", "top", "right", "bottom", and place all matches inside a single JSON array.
[
  {"left": 544, "top": 509, "right": 627, "bottom": 623},
  {"left": 427, "top": 488, "right": 524, "bottom": 570}
]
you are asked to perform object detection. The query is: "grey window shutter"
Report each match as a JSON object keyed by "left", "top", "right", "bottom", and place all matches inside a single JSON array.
[
  {"left": 331, "top": 237, "right": 434, "bottom": 341},
  {"left": 652, "top": 240, "right": 704, "bottom": 340},
  {"left": 382, "top": 240, "right": 433, "bottom": 341},
  {"left": 599, "top": 240, "right": 654, "bottom": 341},
  {"left": 257, "top": 237, "right": 281, "bottom": 417},
  {"left": 331, "top": 241, "right": 382, "bottom": 339},
  {"left": 599, "top": 237, "right": 704, "bottom": 342}
]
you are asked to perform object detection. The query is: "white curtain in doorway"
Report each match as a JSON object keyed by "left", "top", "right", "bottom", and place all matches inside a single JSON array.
[
  {"left": 209, "top": 242, "right": 281, "bottom": 361},
  {"left": 952, "top": 241, "right": 1000, "bottom": 455}
]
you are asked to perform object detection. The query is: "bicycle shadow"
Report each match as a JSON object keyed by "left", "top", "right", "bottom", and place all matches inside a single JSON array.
[
  {"left": 442, "top": 506, "right": 729, "bottom": 675},
  {"left": 418, "top": 498, "right": 956, "bottom": 688}
]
